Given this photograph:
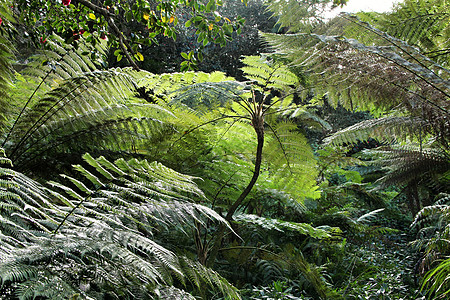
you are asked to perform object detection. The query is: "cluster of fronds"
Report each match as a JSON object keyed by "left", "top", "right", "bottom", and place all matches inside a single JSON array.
[
  {"left": 263, "top": 14, "right": 449, "bottom": 147},
  {"left": 0, "top": 148, "right": 240, "bottom": 299},
  {"left": 135, "top": 55, "right": 321, "bottom": 207},
  {"left": 411, "top": 193, "right": 450, "bottom": 297},
  {"left": 380, "top": 0, "right": 450, "bottom": 67},
  {"left": 0, "top": 38, "right": 181, "bottom": 176},
  {"left": 263, "top": 2, "right": 450, "bottom": 217}
]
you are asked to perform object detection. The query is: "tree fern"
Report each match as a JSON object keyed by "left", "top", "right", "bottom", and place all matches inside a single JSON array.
[
  {"left": 0, "top": 147, "right": 241, "bottom": 298},
  {"left": 1, "top": 38, "right": 183, "bottom": 177},
  {"left": 263, "top": 6, "right": 450, "bottom": 214}
]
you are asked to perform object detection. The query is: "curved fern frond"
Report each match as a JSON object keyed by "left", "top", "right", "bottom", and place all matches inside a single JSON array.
[{"left": 368, "top": 146, "right": 450, "bottom": 188}]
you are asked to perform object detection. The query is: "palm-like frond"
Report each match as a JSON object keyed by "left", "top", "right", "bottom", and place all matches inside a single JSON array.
[
  {"left": 0, "top": 147, "right": 239, "bottom": 298},
  {"left": 263, "top": 15, "right": 449, "bottom": 147}
]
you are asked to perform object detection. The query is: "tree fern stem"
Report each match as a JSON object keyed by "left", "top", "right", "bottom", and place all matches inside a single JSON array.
[
  {"left": 206, "top": 114, "right": 264, "bottom": 267},
  {"left": 225, "top": 115, "right": 264, "bottom": 221}
]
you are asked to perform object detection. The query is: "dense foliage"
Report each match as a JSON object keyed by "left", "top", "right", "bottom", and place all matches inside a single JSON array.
[{"left": 0, "top": 0, "right": 449, "bottom": 299}]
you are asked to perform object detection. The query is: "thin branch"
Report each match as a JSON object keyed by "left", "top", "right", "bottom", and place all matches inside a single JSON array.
[{"left": 264, "top": 121, "right": 293, "bottom": 174}]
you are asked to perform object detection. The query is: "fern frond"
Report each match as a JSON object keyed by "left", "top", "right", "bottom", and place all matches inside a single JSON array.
[
  {"left": 356, "top": 208, "right": 385, "bottom": 224},
  {"left": 0, "top": 146, "right": 238, "bottom": 298},
  {"left": 235, "top": 213, "right": 337, "bottom": 239},
  {"left": 241, "top": 55, "right": 299, "bottom": 92},
  {"left": 370, "top": 146, "right": 450, "bottom": 188},
  {"left": 263, "top": 15, "right": 449, "bottom": 147},
  {"left": 381, "top": 0, "right": 450, "bottom": 66},
  {"left": 263, "top": 120, "right": 320, "bottom": 202},
  {"left": 181, "top": 257, "right": 241, "bottom": 300},
  {"left": 324, "top": 116, "right": 428, "bottom": 146}
]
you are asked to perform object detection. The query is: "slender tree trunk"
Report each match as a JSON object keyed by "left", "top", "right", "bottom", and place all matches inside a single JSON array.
[{"left": 206, "top": 115, "right": 264, "bottom": 267}]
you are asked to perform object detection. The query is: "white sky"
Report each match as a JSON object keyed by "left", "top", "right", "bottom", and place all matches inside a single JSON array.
[{"left": 323, "top": 0, "right": 400, "bottom": 18}]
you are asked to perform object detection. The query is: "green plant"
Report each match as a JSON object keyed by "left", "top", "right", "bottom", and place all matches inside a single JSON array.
[
  {"left": 14, "top": 0, "right": 246, "bottom": 68},
  {"left": 0, "top": 149, "right": 241, "bottom": 299}
]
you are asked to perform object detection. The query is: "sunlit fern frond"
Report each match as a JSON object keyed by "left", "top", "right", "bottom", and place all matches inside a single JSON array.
[
  {"left": 263, "top": 120, "right": 320, "bottom": 203},
  {"left": 0, "top": 148, "right": 237, "bottom": 298},
  {"left": 20, "top": 35, "right": 105, "bottom": 83},
  {"left": 49, "top": 153, "right": 229, "bottom": 233},
  {"left": 241, "top": 55, "right": 299, "bottom": 93},
  {"left": 136, "top": 70, "right": 237, "bottom": 101},
  {"left": 4, "top": 61, "right": 182, "bottom": 174}
]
